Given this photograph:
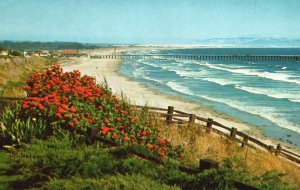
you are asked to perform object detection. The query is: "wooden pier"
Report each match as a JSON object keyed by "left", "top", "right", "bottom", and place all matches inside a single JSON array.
[{"left": 90, "top": 54, "right": 300, "bottom": 61}]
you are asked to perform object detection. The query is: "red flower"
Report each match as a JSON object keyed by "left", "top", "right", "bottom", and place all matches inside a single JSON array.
[
  {"left": 55, "top": 113, "right": 62, "bottom": 119},
  {"left": 101, "top": 127, "right": 110, "bottom": 135},
  {"left": 57, "top": 107, "right": 65, "bottom": 114},
  {"left": 146, "top": 144, "right": 153, "bottom": 149},
  {"left": 124, "top": 136, "right": 130, "bottom": 142},
  {"left": 132, "top": 141, "right": 137, "bottom": 145},
  {"left": 162, "top": 146, "right": 168, "bottom": 151},
  {"left": 38, "top": 104, "right": 44, "bottom": 110},
  {"left": 70, "top": 106, "right": 76, "bottom": 113},
  {"left": 72, "top": 118, "right": 78, "bottom": 122},
  {"left": 104, "top": 118, "right": 110, "bottom": 124},
  {"left": 22, "top": 103, "right": 29, "bottom": 109},
  {"left": 158, "top": 152, "right": 164, "bottom": 158},
  {"left": 159, "top": 139, "right": 165, "bottom": 145},
  {"left": 111, "top": 134, "right": 118, "bottom": 139}
]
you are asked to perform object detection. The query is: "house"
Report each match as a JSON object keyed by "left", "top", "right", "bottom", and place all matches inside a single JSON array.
[
  {"left": 51, "top": 52, "right": 60, "bottom": 58},
  {"left": 60, "top": 49, "right": 81, "bottom": 57},
  {"left": 32, "top": 51, "right": 50, "bottom": 57},
  {"left": 0, "top": 47, "right": 8, "bottom": 56}
]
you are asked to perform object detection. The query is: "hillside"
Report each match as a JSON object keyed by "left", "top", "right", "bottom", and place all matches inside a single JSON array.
[
  {"left": 0, "top": 41, "right": 113, "bottom": 51},
  {"left": 0, "top": 64, "right": 299, "bottom": 189}
]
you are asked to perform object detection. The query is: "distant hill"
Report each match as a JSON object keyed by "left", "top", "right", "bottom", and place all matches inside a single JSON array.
[
  {"left": 195, "top": 37, "right": 300, "bottom": 47},
  {"left": 0, "top": 41, "right": 114, "bottom": 51}
]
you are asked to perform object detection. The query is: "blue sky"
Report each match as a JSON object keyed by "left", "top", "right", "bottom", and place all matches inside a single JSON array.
[{"left": 0, "top": 0, "right": 300, "bottom": 44}]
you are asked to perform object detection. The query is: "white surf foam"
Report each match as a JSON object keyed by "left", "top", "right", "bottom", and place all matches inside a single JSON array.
[
  {"left": 201, "top": 78, "right": 238, "bottom": 86},
  {"left": 199, "top": 95, "right": 300, "bottom": 134},
  {"left": 235, "top": 85, "right": 300, "bottom": 103},
  {"left": 196, "top": 62, "right": 300, "bottom": 85},
  {"left": 172, "top": 70, "right": 207, "bottom": 78},
  {"left": 166, "top": 81, "right": 195, "bottom": 95},
  {"left": 163, "top": 81, "right": 300, "bottom": 134}
]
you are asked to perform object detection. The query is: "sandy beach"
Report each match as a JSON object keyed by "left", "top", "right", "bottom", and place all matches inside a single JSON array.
[{"left": 62, "top": 47, "right": 300, "bottom": 153}]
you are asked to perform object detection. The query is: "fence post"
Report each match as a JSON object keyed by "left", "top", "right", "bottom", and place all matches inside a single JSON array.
[
  {"left": 206, "top": 118, "right": 213, "bottom": 133},
  {"left": 275, "top": 144, "right": 282, "bottom": 156},
  {"left": 87, "top": 127, "right": 100, "bottom": 144},
  {"left": 199, "top": 159, "right": 219, "bottom": 171},
  {"left": 166, "top": 106, "right": 174, "bottom": 124},
  {"left": 230, "top": 127, "right": 237, "bottom": 140},
  {"left": 241, "top": 135, "right": 249, "bottom": 148},
  {"left": 268, "top": 145, "right": 274, "bottom": 154},
  {"left": 188, "top": 114, "right": 196, "bottom": 127}
]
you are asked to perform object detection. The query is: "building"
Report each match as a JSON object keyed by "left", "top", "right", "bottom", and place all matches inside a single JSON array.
[
  {"left": 51, "top": 52, "right": 60, "bottom": 58},
  {"left": 32, "top": 51, "right": 50, "bottom": 57},
  {"left": 60, "top": 49, "right": 81, "bottom": 57},
  {"left": 0, "top": 47, "right": 8, "bottom": 56}
]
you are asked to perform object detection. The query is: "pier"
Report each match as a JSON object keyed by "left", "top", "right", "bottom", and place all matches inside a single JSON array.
[{"left": 90, "top": 54, "right": 300, "bottom": 61}]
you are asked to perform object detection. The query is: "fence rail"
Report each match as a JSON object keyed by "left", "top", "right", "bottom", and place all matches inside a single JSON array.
[
  {"left": 1, "top": 96, "right": 300, "bottom": 165},
  {"left": 135, "top": 105, "right": 300, "bottom": 165},
  {"left": 90, "top": 54, "right": 300, "bottom": 61}
]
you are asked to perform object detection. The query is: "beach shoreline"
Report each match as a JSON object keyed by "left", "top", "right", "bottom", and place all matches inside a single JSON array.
[{"left": 61, "top": 47, "right": 300, "bottom": 154}]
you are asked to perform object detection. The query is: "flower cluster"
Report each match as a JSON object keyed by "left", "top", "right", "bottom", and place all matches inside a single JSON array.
[{"left": 20, "top": 64, "right": 176, "bottom": 157}]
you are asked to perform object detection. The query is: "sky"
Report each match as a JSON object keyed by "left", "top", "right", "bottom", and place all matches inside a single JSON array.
[{"left": 0, "top": 0, "right": 300, "bottom": 44}]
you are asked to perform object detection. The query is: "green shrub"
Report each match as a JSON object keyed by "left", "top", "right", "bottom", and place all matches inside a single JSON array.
[
  {"left": 0, "top": 105, "right": 48, "bottom": 146},
  {"left": 0, "top": 151, "right": 22, "bottom": 190},
  {"left": 38, "top": 174, "right": 179, "bottom": 190},
  {"left": 3, "top": 135, "right": 297, "bottom": 190}
]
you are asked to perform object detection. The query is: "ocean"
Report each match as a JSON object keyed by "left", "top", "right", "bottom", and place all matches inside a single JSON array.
[{"left": 119, "top": 48, "right": 300, "bottom": 147}]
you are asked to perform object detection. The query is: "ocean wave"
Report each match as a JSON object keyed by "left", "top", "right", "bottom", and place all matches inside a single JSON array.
[
  {"left": 199, "top": 95, "right": 300, "bottom": 134},
  {"left": 132, "top": 69, "right": 163, "bottom": 84},
  {"left": 166, "top": 81, "right": 195, "bottom": 95},
  {"left": 201, "top": 78, "right": 238, "bottom": 86},
  {"left": 196, "top": 62, "right": 300, "bottom": 85},
  {"left": 164, "top": 81, "right": 300, "bottom": 134},
  {"left": 235, "top": 85, "right": 300, "bottom": 103},
  {"left": 171, "top": 69, "right": 207, "bottom": 78},
  {"left": 143, "top": 76, "right": 163, "bottom": 84}
]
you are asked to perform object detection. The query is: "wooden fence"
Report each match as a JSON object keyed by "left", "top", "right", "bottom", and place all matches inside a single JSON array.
[
  {"left": 134, "top": 105, "right": 300, "bottom": 165},
  {"left": 1, "top": 97, "right": 300, "bottom": 165}
]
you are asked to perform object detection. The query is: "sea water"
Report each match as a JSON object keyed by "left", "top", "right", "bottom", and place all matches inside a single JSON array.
[{"left": 119, "top": 48, "right": 300, "bottom": 147}]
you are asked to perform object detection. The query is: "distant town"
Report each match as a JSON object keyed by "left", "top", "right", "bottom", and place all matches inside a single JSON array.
[{"left": 0, "top": 47, "right": 86, "bottom": 58}]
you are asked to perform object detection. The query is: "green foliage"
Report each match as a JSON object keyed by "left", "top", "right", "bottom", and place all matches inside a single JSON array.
[
  {"left": 0, "top": 41, "right": 108, "bottom": 51},
  {"left": 8, "top": 50, "right": 22, "bottom": 56},
  {"left": 0, "top": 105, "right": 48, "bottom": 146},
  {"left": 0, "top": 134, "right": 297, "bottom": 190},
  {"left": 0, "top": 151, "right": 22, "bottom": 190},
  {"left": 39, "top": 174, "right": 179, "bottom": 190},
  {"left": 256, "top": 170, "right": 296, "bottom": 190}
]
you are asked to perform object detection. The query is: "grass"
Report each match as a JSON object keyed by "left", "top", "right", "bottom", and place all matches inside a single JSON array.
[
  {"left": 0, "top": 56, "right": 57, "bottom": 97},
  {"left": 158, "top": 121, "right": 300, "bottom": 188},
  {"left": 0, "top": 132, "right": 298, "bottom": 190},
  {"left": 0, "top": 57, "right": 299, "bottom": 189},
  {"left": 0, "top": 151, "right": 22, "bottom": 190}
]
